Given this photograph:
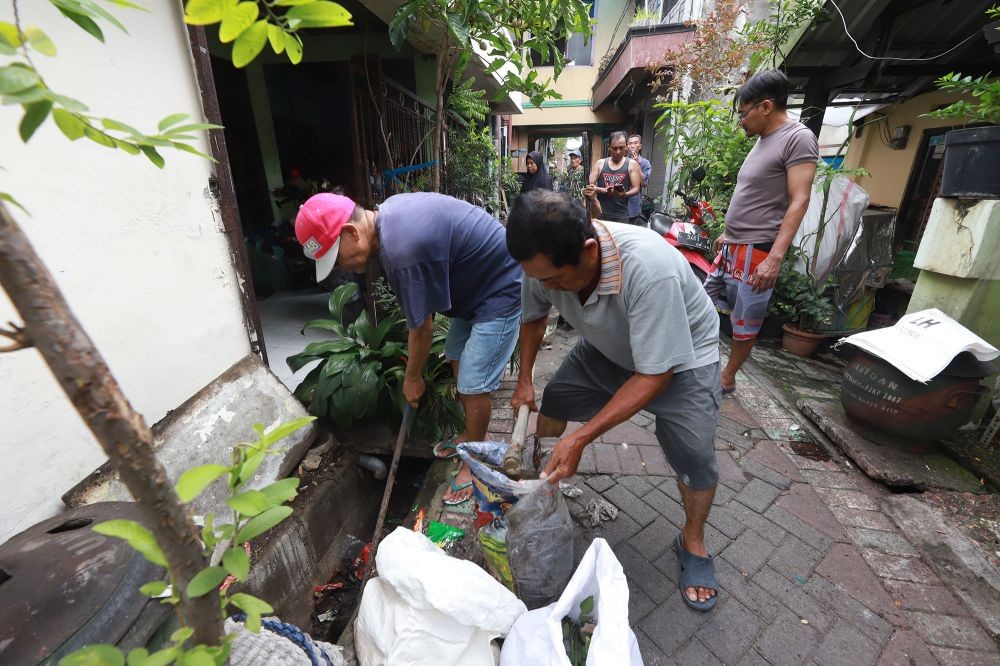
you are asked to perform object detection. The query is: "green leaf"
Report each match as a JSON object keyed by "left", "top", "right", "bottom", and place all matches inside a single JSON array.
[
  {"left": 50, "top": 92, "right": 88, "bottom": 112},
  {"left": 184, "top": 0, "right": 228, "bottom": 25},
  {"left": 139, "top": 145, "right": 165, "bottom": 168},
  {"left": 58, "top": 644, "right": 124, "bottom": 666},
  {"left": 328, "top": 282, "right": 358, "bottom": 318},
  {"left": 235, "top": 505, "right": 293, "bottom": 543},
  {"left": 222, "top": 546, "right": 251, "bottom": 580},
  {"left": 232, "top": 20, "right": 268, "bottom": 67},
  {"left": 186, "top": 565, "right": 227, "bottom": 597},
  {"left": 92, "top": 519, "right": 167, "bottom": 567},
  {"left": 83, "top": 124, "right": 118, "bottom": 149},
  {"left": 19, "top": 100, "right": 52, "bottom": 141},
  {"left": 274, "top": 0, "right": 317, "bottom": 5},
  {"left": 219, "top": 1, "right": 259, "bottom": 43},
  {"left": 229, "top": 592, "right": 273, "bottom": 633},
  {"left": 267, "top": 23, "right": 286, "bottom": 54},
  {"left": 257, "top": 415, "right": 316, "bottom": 447},
  {"left": 177, "top": 647, "right": 215, "bottom": 666},
  {"left": 237, "top": 449, "right": 268, "bottom": 488},
  {"left": 170, "top": 626, "right": 194, "bottom": 644},
  {"left": 302, "top": 317, "right": 347, "bottom": 336},
  {"left": 0, "top": 191, "right": 28, "bottom": 213},
  {"left": 175, "top": 463, "right": 229, "bottom": 502},
  {"left": 169, "top": 140, "right": 216, "bottom": 162},
  {"left": 284, "top": 32, "right": 303, "bottom": 64},
  {"left": 260, "top": 477, "right": 300, "bottom": 505},
  {"left": 163, "top": 122, "right": 223, "bottom": 134},
  {"left": 227, "top": 489, "right": 271, "bottom": 516},
  {"left": 158, "top": 112, "right": 188, "bottom": 131},
  {"left": 139, "top": 580, "right": 168, "bottom": 597},
  {"left": 52, "top": 108, "right": 86, "bottom": 140},
  {"left": 127, "top": 647, "right": 176, "bottom": 666},
  {"left": 286, "top": 1, "right": 353, "bottom": 28},
  {"left": 24, "top": 27, "right": 57, "bottom": 56},
  {"left": 101, "top": 117, "right": 143, "bottom": 136},
  {"left": 56, "top": 8, "right": 104, "bottom": 42},
  {"left": 0, "top": 65, "right": 41, "bottom": 94},
  {"left": 0, "top": 21, "right": 21, "bottom": 49}
]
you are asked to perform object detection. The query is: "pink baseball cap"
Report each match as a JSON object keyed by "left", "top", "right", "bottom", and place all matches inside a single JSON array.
[{"left": 295, "top": 193, "right": 355, "bottom": 281}]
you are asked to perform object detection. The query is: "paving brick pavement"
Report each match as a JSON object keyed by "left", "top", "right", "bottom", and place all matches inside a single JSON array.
[{"left": 484, "top": 329, "right": 999, "bottom": 664}]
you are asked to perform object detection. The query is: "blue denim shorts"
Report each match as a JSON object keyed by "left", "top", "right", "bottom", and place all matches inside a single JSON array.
[{"left": 444, "top": 310, "right": 521, "bottom": 395}]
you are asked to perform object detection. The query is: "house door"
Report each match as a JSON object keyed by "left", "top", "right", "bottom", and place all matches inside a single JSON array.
[{"left": 894, "top": 127, "right": 954, "bottom": 248}]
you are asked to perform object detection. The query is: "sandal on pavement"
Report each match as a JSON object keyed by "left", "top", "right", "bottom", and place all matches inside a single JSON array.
[
  {"left": 443, "top": 477, "right": 473, "bottom": 506},
  {"left": 674, "top": 533, "right": 719, "bottom": 612},
  {"left": 432, "top": 436, "right": 459, "bottom": 460}
]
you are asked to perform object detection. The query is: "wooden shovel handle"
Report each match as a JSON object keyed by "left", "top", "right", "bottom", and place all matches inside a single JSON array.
[{"left": 501, "top": 404, "right": 531, "bottom": 477}]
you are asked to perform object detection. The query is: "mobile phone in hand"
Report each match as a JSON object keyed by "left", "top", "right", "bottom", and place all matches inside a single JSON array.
[{"left": 613, "top": 184, "right": 625, "bottom": 193}]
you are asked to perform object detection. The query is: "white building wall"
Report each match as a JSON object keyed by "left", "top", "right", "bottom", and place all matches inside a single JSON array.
[{"left": 0, "top": 4, "right": 251, "bottom": 541}]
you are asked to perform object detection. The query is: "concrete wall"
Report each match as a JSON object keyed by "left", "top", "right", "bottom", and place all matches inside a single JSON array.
[
  {"left": 0, "top": 4, "right": 251, "bottom": 542},
  {"left": 843, "top": 90, "right": 971, "bottom": 208}
]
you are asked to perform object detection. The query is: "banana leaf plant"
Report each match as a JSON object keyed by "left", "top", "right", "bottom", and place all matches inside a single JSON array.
[{"left": 287, "top": 282, "right": 464, "bottom": 440}]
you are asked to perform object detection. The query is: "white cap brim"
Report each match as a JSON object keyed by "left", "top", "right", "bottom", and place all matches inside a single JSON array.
[{"left": 315, "top": 237, "right": 340, "bottom": 282}]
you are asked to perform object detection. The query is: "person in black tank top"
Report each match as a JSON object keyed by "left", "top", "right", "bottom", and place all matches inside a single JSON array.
[{"left": 589, "top": 131, "right": 643, "bottom": 223}]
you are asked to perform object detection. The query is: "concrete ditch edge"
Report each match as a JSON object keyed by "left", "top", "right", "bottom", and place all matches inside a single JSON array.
[{"left": 884, "top": 494, "right": 1000, "bottom": 643}]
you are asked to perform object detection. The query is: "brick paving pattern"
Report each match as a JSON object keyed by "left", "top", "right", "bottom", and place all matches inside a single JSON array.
[{"left": 487, "top": 328, "right": 999, "bottom": 665}]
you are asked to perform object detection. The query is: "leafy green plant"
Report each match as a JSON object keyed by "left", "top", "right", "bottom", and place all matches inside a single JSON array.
[
  {"left": 923, "top": 72, "right": 1000, "bottom": 126},
  {"left": 632, "top": 7, "right": 658, "bottom": 25},
  {"left": 446, "top": 125, "right": 499, "bottom": 212},
  {"left": 61, "top": 417, "right": 315, "bottom": 666},
  {"left": 740, "top": 0, "right": 827, "bottom": 71},
  {"left": 500, "top": 157, "right": 522, "bottom": 217},
  {"left": 184, "top": 0, "right": 353, "bottom": 67},
  {"left": 771, "top": 251, "right": 835, "bottom": 333},
  {"left": 654, "top": 99, "right": 754, "bottom": 211},
  {"left": 289, "top": 281, "right": 464, "bottom": 440}
]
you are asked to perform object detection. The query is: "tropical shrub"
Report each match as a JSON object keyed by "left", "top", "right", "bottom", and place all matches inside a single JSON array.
[{"left": 288, "top": 281, "right": 464, "bottom": 440}]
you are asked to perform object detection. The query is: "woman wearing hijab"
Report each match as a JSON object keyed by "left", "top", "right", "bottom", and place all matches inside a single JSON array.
[{"left": 519, "top": 150, "right": 552, "bottom": 193}]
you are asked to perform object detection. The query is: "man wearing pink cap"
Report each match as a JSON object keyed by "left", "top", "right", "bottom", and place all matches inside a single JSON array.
[{"left": 295, "top": 192, "right": 523, "bottom": 505}]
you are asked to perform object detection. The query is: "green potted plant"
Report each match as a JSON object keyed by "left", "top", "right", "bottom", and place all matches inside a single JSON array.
[
  {"left": 771, "top": 253, "right": 836, "bottom": 357},
  {"left": 924, "top": 71, "right": 1000, "bottom": 198}
]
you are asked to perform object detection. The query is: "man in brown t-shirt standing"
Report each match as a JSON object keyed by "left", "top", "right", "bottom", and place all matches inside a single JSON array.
[{"left": 704, "top": 70, "right": 819, "bottom": 393}]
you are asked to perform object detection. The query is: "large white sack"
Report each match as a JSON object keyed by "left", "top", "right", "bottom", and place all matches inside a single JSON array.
[
  {"left": 500, "top": 538, "right": 643, "bottom": 666},
  {"left": 793, "top": 174, "right": 870, "bottom": 283},
  {"left": 355, "top": 527, "right": 527, "bottom": 666}
]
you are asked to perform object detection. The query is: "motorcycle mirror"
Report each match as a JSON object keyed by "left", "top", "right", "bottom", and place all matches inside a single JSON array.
[{"left": 690, "top": 166, "right": 707, "bottom": 183}]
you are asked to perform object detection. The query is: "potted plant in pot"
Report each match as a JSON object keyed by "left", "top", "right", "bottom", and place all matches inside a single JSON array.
[
  {"left": 924, "top": 67, "right": 1000, "bottom": 198},
  {"left": 771, "top": 254, "right": 836, "bottom": 357}
]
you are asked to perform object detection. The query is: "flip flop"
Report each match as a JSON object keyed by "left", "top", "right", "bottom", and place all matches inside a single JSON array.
[
  {"left": 443, "top": 477, "right": 473, "bottom": 506},
  {"left": 432, "top": 436, "right": 459, "bottom": 459},
  {"left": 675, "top": 533, "right": 719, "bottom": 611}
]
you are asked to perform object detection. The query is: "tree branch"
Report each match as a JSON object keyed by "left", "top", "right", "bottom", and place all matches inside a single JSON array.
[
  {"left": 0, "top": 201, "right": 224, "bottom": 645},
  {"left": 0, "top": 321, "right": 31, "bottom": 352}
]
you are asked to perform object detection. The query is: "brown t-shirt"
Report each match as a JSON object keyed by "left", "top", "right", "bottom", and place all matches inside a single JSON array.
[{"left": 725, "top": 120, "right": 819, "bottom": 244}]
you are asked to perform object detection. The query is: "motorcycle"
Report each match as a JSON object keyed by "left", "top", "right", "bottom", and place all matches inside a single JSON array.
[{"left": 647, "top": 166, "right": 716, "bottom": 282}]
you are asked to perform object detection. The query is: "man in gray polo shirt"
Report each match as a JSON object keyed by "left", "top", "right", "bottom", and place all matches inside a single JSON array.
[{"left": 506, "top": 189, "right": 723, "bottom": 611}]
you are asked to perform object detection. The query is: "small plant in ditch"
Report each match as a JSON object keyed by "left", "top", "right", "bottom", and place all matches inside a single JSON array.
[{"left": 60, "top": 417, "right": 315, "bottom": 666}]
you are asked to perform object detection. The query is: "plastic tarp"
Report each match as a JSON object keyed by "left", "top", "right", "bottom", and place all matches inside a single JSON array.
[
  {"left": 792, "top": 174, "right": 870, "bottom": 284},
  {"left": 354, "top": 527, "right": 527, "bottom": 666},
  {"left": 838, "top": 308, "right": 999, "bottom": 382},
  {"left": 831, "top": 207, "right": 897, "bottom": 309},
  {"left": 500, "top": 538, "right": 643, "bottom": 666}
]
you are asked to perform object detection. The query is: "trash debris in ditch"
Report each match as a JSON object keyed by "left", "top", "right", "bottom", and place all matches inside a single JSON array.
[
  {"left": 561, "top": 596, "right": 596, "bottom": 665},
  {"left": 458, "top": 441, "right": 575, "bottom": 610},
  {"left": 559, "top": 482, "right": 584, "bottom": 498},
  {"left": 316, "top": 610, "right": 337, "bottom": 623},
  {"left": 584, "top": 497, "right": 619, "bottom": 527},
  {"left": 313, "top": 582, "right": 345, "bottom": 595},
  {"left": 425, "top": 520, "right": 465, "bottom": 549}
]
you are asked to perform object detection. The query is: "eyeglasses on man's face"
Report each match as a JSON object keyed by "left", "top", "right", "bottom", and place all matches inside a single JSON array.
[{"left": 735, "top": 99, "right": 770, "bottom": 121}]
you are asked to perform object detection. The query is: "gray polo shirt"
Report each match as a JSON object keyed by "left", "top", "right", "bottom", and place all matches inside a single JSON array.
[{"left": 522, "top": 221, "right": 719, "bottom": 374}]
